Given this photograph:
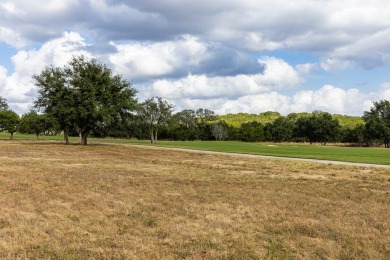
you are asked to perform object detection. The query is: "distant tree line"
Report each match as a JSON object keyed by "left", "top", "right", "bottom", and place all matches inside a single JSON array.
[{"left": 1, "top": 56, "right": 390, "bottom": 148}]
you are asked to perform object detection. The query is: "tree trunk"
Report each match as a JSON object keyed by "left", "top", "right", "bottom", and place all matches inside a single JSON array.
[
  {"left": 9, "top": 132, "right": 13, "bottom": 140},
  {"left": 64, "top": 129, "right": 69, "bottom": 145},
  {"left": 150, "top": 128, "right": 155, "bottom": 143},
  {"left": 81, "top": 132, "right": 88, "bottom": 145},
  {"left": 154, "top": 128, "right": 158, "bottom": 143}
]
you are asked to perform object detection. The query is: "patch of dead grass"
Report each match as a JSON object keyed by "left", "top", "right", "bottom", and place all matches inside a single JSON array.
[{"left": 0, "top": 140, "right": 389, "bottom": 259}]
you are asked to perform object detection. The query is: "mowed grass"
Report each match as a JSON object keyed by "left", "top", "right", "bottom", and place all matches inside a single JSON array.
[
  {"left": 142, "top": 141, "right": 390, "bottom": 165},
  {"left": 2, "top": 132, "right": 390, "bottom": 165},
  {"left": 0, "top": 140, "right": 389, "bottom": 258}
]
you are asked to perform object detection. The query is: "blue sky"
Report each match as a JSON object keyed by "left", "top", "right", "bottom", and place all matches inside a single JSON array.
[{"left": 1, "top": 0, "right": 390, "bottom": 116}]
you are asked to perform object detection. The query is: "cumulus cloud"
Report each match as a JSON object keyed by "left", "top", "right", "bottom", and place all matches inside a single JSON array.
[
  {"left": 109, "top": 35, "right": 261, "bottom": 81},
  {"left": 1, "top": 0, "right": 390, "bottom": 68},
  {"left": 0, "top": 29, "right": 385, "bottom": 118},
  {"left": 109, "top": 36, "right": 208, "bottom": 81},
  {"left": 171, "top": 85, "right": 376, "bottom": 116},
  {"left": 144, "top": 57, "right": 303, "bottom": 99},
  {"left": 0, "top": 26, "right": 27, "bottom": 48},
  {"left": 378, "top": 83, "right": 390, "bottom": 101},
  {"left": 0, "top": 32, "right": 90, "bottom": 113},
  {"left": 320, "top": 58, "right": 352, "bottom": 72}
]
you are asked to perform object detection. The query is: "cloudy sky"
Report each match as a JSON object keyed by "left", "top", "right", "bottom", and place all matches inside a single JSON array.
[{"left": 1, "top": 0, "right": 390, "bottom": 116}]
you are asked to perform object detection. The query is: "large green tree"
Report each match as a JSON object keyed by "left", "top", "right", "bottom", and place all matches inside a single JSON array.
[
  {"left": 239, "top": 121, "right": 265, "bottom": 142},
  {"left": 34, "top": 56, "right": 138, "bottom": 145},
  {"left": 34, "top": 66, "right": 76, "bottom": 144},
  {"left": 313, "top": 112, "right": 341, "bottom": 145},
  {"left": 271, "top": 116, "right": 294, "bottom": 142},
  {"left": 363, "top": 100, "right": 390, "bottom": 148},
  {"left": 295, "top": 112, "right": 341, "bottom": 145}
]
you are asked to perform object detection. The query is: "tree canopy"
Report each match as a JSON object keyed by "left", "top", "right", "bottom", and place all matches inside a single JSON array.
[
  {"left": 137, "top": 97, "right": 174, "bottom": 143},
  {"left": 0, "top": 110, "right": 20, "bottom": 139}
]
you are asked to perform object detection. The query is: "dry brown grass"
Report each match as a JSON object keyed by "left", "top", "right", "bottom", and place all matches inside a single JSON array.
[{"left": 0, "top": 140, "right": 389, "bottom": 259}]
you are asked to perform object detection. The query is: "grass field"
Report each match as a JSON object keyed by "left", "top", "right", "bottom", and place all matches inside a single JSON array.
[
  {"left": 0, "top": 140, "right": 389, "bottom": 258},
  {"left": 2, "top": 132, "right": 390, "bottom": 165},
  {"left": 138, "top": 140, "right": 390, "bottom": 166}
]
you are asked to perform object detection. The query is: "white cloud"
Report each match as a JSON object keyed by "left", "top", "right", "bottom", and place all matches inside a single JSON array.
[
  {"left": 379, "top": 83, "right": 390, "bottom": 100},
  {"left": 108, "top": 35, "right": 264, "bottom": 81},
  {"left": 148, "top": 74, "right": 269, "bottom": 100},
  {"left": 295, "top": 63, "right": 318, "bottom": 75},
  {"left": 0, "top": 26, "right": 27, "bottom": 48},
  {"left": 109, "top": 35, "right": 208, "bottom": 81},
  {"left": 242, "top": 32, "right": 284, "bottom": 52},
  {"left": 329, "top": 28, "right": 390, "bottom": 69},
  {"left": 257, "top": 57, "right": 302, "bottom": 88},
  {"left": 0, "top": 2, "right": 389, "bottom": 120},
  {"left": 320, "top": 58, "right": 352, "bottom": 72},
  {"left": 0, "top": 32, "right": 91, "bottom": 113},
  {"left": 145, "top": 56, "right": 304, "bottom": 100},
  {"left": 168, "top": 85, "right": 377, "bottom": 116},
  {"left": 1, "top": 0, "right": 390, "bottom": 68}
]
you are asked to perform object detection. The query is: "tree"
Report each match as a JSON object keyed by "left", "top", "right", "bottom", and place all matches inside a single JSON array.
[
  {"left": 341, "top": 124, "right": 365, "bottom": 144},
  {"left": 263, "top": 123, "right": 273, "bottom": 141},
  {"left": 0, "top": 97, "right": 8, "bottom": 111},
  {"left": 363, "top": 100, "right": 390, "bottom": 148},
  {"left": 211, "top": 122, "right": 228, "bottom": 141},
  {"left": 312, "top": 112, "right": 341, "bottom": 145},
  {"left": 138, "top": 97, "right": 174, "bottom": 143},
  {"left": 295, "top": 116, "right": 315, "bottom": 143},
  {"left": 34, "top": 66, "right": 76, "bottom": 144},
  {"left": 170, "top": 109, "right": 197, "bottom": 140},
  {"left": 196, "top": 108, "right": 216, "bottom": 124},
  {"left": 271, "top": 116, "right": 294, "bottom": 142},
  {"left": 295, "top": 112, "right": 341, "bottom": 145},
  {"left": 19, "top": 111, "right": 45, "bottom": 139},
  {"left": 195, "top": 108, "right": 216, "bottom": 140},
  {"left": 0, "top": 110, "right": 20, "bottom": 139},
  {"left": 34, "top": 56, "right": 138, "bottom": 145},
  {"left": 239, "top": 121, "right": 265, "bottom": 142},
  {"left": 175, "top": 109, "right": 197, "bottom": 129}
]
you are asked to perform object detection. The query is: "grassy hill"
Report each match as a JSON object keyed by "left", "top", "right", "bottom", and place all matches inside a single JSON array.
[{"left": 217, "top": 111, "right": 364, "bottom": 128}]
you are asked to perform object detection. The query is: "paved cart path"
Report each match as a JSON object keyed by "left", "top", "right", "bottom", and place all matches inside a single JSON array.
[{"left": 125, "top": 144, "right": 390, "bottom": 169}]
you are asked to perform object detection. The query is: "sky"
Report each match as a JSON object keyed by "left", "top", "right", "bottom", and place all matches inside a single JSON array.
[{"left": 1, "top": 0, "right": 390, "bottom": 116}]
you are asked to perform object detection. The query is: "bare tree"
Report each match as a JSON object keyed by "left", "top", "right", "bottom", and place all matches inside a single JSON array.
[{"left": 211, "top": 124, "right": 228, "bottom": 141}]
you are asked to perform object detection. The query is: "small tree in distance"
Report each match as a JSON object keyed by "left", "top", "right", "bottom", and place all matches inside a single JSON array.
[
  {"left": 20, "top": 111, "right": 47, "bottom": 139},
  {"left": 211, "top": 122, "right": 228, "bottom": 141},
  {"left": 0, "top": 110, "right": 20, "bottom": 139},
  {"left": 138, "top": 97, "right": 174, "bottom": 143}
]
